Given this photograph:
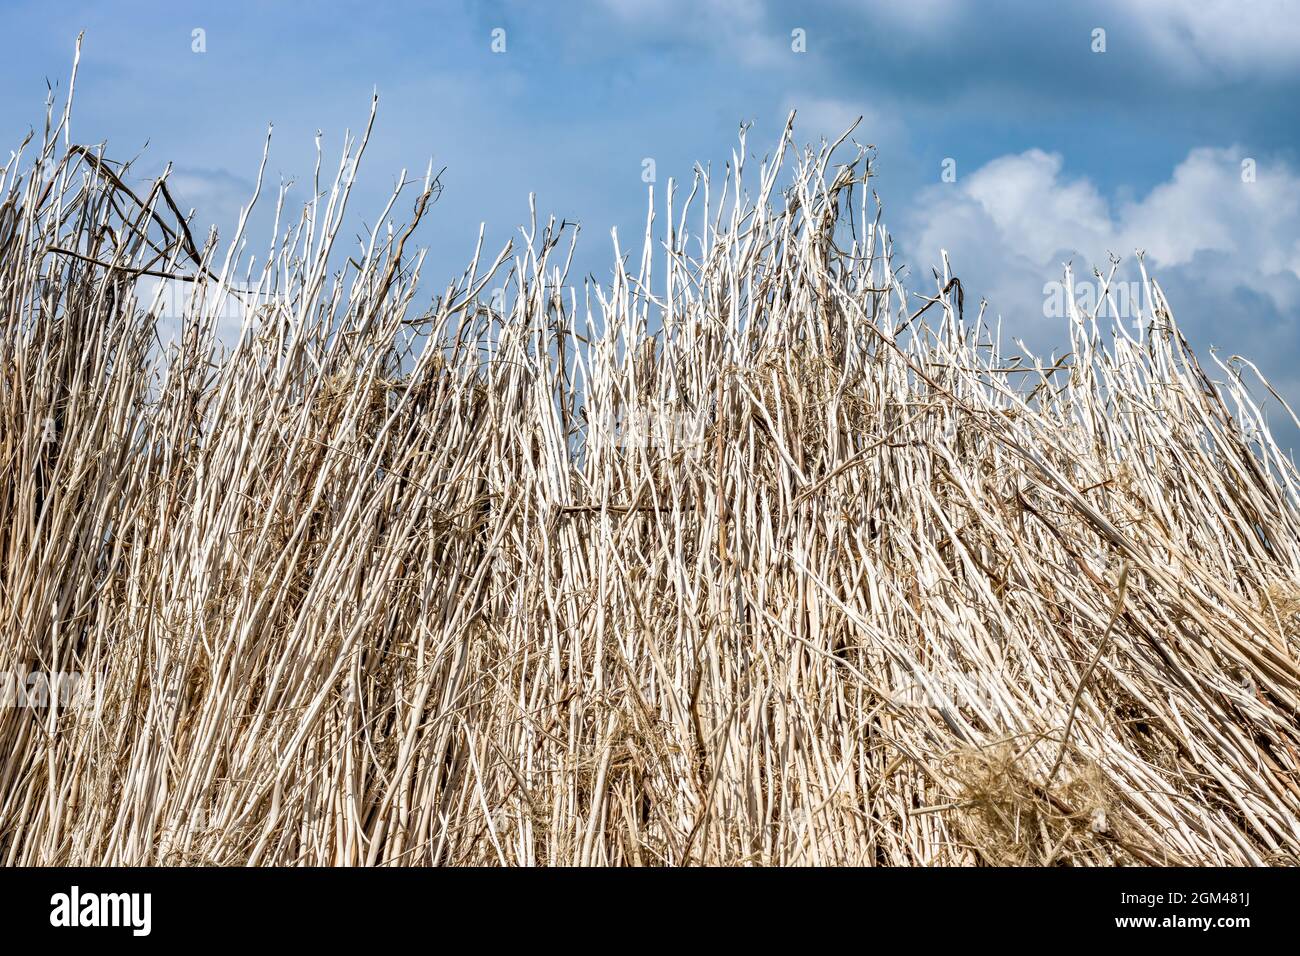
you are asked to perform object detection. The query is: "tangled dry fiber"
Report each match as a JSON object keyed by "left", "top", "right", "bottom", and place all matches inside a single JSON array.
[{"left": 3, "top": 81, "right": 1300, "bottom": 866}]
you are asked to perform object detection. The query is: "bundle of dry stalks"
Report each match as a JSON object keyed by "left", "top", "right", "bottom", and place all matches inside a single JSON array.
[{"left": 3, "top": 69, "right": 1300, "bottom": 866}]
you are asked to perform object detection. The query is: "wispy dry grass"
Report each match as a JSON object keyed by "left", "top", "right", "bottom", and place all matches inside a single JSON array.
[{"left": 3, "top": 64, "right": 1300, "bottom": 866}]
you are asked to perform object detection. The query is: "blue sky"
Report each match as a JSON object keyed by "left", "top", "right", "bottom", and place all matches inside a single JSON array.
[{"left": 3, "top": 0, "right": 1299, "bottom": 445}]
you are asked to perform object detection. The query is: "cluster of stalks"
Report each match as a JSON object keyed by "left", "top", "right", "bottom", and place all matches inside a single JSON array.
[{"left": 3, "top": 71, "right": 1300, "bottom": 865}]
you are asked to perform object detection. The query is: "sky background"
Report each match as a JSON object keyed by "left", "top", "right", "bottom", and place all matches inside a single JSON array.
[{"left": 3, "top": 0, "right": 1299, "bottom": 447}]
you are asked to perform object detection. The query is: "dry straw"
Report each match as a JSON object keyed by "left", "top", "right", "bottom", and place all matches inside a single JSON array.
[{"left": 3, "top": 54, "right": 1299, "bottom": 865}]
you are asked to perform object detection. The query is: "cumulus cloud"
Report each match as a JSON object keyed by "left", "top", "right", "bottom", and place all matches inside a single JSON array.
[{"left": 905, "top": 146, "right": 1300, "bottom": 312}]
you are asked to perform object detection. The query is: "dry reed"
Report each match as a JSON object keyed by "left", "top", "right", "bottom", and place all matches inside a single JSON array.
[{"left": 3, "top": 64, "right": 1300, "bottom": 866}]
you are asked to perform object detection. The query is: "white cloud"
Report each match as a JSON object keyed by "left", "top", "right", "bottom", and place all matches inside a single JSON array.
[
  {"left": 1116, "top": 149, "right": 1300, "bottom": 277},
  {"left": 904, "top": 145, "right": 1300, "bottom": 318},
  {"left": 961, "top": 150, "right": 1111, "bottom": 263}
]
